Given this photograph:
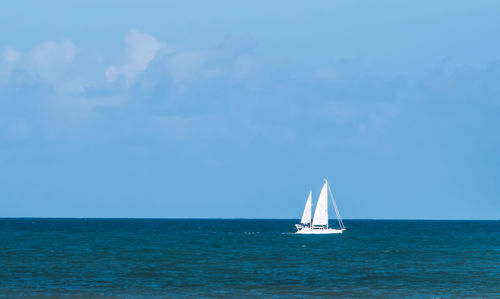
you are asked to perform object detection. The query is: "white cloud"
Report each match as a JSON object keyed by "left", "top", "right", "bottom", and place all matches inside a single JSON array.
[
  {"left": 168, "top": 51, "right": 205, "bottom": 82},
  {"left": 105, "top": 65, "right": 118, "bottom": 82},
  {"left": 29, "top": 40, "right": 85, "bottom": 93},
  {"left": 3, "top": 48, "right": 21, "bottom": 62},
  {"left": 103, "top": 29, "right": 259, "bottom": 87},
  {"left": 32, "top": 40, "right": 77, "bottom": 68},
  {"left": 0, "top": 39, "right": 104, "bottom": 93},
  {"left": 0, "top": 30, "right": 263, "bottom": 141},
  {"left": 106, "top": 29, "right": 164, "bottom": 83},
  {"left": 234, "top": 54, "right": 257, "bottom": 77}
]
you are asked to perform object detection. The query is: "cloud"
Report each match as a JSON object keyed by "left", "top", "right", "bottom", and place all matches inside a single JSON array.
[
  {"left": 3, "top": 48, "right": 21, "bottom": 62},
  {"left": 167, "top": 51, "right": 205, "bottom": 83},
  {"left": 106, "top": 29, "right": 164, "bottom": 84},
  {"left": 29, "top": 40, "right": 84, "bottom": 93},
  {"left": 0, "top": 30, "right": 263, "bottom": 142},
  {"left": 0, "top": 40, "right": 114, "bottom": 140},
  {"left": 32, "top": 40, "right": 77, "bottom": 68},
  {"left": 0, "top": 39, "right": 107, "bottom": 94},
  {"left": 2, "top": 28, "right": 498, "bottom": 155}
]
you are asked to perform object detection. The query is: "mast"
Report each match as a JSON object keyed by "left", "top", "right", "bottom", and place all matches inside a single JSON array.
[{"left": 326, "top": 179, "right": 328, "bottom": 229}]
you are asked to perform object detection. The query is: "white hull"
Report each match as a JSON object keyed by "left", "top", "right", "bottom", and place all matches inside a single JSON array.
[{"left": 296, "top": 227, "right": 344, "bottom": 234}]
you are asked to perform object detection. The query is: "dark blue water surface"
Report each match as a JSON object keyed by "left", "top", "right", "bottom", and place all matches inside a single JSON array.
[{"left": 0, "top": 219, "right": 499, "bottom": 297}]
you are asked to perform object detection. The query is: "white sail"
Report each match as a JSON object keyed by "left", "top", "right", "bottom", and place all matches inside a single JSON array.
[
  {"left": 312, "top": 180, "right": 329, "bottom": 226},
  {"left": 300, "top": 192, "right": 312, "bottom": 224}
]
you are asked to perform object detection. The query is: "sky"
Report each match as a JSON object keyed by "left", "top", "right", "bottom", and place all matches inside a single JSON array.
[{"left": 0, "top": 1, "right": 499, "bottom": 219}]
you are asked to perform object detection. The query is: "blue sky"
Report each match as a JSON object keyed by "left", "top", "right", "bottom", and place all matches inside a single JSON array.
[{"left": 0, "top": 1, "right": 499, "bottom": 219}]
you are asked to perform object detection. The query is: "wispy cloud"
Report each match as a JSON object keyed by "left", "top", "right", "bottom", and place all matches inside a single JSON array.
[
  {"left": 0, "top": 30, "right": 260, "bottom": 141},
  {"left": 1, "top": 29, "right": 499, "bottom": 155},
  {"left": 3, "top": 48, "right": 21, "bottom": 62},
  {"left": 106, "top": 29, "right": 164, "bottom": 84}
]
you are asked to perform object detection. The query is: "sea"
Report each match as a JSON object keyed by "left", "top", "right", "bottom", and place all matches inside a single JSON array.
[{"left": 0, "top": 219, "right": 498, "bottom": 298}]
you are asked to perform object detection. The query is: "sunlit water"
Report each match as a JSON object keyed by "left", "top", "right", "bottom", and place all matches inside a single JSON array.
[{"left": 1, "top": 219, "right": 499, "bottom": 297}]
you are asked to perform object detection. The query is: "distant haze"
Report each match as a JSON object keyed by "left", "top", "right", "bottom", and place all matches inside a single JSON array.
[{"left": 0, "top": 1, "right": 499, "bottom": 219}]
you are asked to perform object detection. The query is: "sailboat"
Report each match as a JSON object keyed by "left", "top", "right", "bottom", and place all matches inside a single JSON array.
[{"left": 295, "top": 179, "right": 346, "bottom": 234}]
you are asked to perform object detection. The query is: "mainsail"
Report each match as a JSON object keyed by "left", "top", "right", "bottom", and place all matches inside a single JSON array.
[
  {"left": 300, "top": 192, "right": 312, "bottom": 224},
  {"left": 312, "top": 180, "right": 329, "bottom": 226}
]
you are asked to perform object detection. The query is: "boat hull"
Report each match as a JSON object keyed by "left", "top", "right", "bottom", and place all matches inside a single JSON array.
[{"left": 295, "top": 227, "right": 344, "bottom": 234}]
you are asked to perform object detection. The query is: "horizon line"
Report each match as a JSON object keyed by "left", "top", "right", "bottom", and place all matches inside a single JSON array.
[{"left": 0, "top": 217, "right": 498, "bottom": 221}]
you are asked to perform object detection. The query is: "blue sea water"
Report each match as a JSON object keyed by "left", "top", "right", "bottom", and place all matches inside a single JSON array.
[{"left": 0, "top": 219, "right": 499, "bottom": 298}]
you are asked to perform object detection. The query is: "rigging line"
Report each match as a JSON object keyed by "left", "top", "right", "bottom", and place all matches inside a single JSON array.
[{"left": 328, "top": 183, "right": 345, "bottom": 230}]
